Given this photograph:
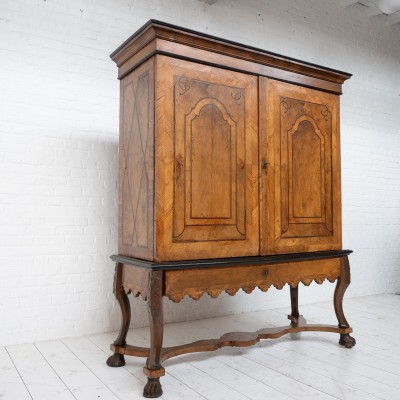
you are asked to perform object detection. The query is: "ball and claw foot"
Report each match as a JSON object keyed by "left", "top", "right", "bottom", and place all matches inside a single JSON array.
[
  {"left": 106, "top": 353, "right": 126, "bottom": 367},
  {"left": 143, "top": 378, "right": 163, "bottom": 398},
  {"left": 339, "top": 334, "right": 356, "bottom": 348}
]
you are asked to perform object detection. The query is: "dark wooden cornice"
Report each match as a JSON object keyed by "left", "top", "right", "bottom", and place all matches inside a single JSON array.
[{"left": 110, "top": 20, "right": 351, "bottom": 94}]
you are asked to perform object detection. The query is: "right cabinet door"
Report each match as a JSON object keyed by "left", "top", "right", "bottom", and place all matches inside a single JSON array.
[{"left": 260, "top": 78, "right": 342, "bottom": 255}]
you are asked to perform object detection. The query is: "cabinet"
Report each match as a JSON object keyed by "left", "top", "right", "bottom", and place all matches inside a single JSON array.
[{"left": 107, "top": 20, "right": 355, "bottom": 398}]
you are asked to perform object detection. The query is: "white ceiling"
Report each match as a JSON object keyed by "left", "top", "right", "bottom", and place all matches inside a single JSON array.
[
  {"left": 375, "top": 0, "right": 400, "bottom": 13},
  {"left": 197, "top": 0, "right": 400, "bottom": 25},
  {"left": 344, "top": 0, "right": 400, "bottom": 24}
]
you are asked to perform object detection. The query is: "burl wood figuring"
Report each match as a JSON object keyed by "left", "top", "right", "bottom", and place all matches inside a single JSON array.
[{"left": 107, "top": 20, "right": 356, "bottom": 398}]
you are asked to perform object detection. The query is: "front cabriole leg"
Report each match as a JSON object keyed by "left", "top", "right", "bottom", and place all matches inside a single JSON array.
[
  {"left": 289, "top": 285, "right": 300, "bottom": 325},
  {"left": 107, "top": 262, "right": 131, "bottom": 367},
  {"left": 143, "top": 270, "right": 164, "bottom": 398},
  {"left": 334, "top": 256, "right": 356, "bottom": 348}
]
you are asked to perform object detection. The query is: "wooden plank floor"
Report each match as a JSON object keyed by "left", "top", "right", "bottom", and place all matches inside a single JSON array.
[{"left": 1, "top": 294, "right": 399, "bottom": 399}]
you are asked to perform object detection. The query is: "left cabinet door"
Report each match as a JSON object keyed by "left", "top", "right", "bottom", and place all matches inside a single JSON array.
[{"left": 155, "top": 56, "right": 259, "bottom": 261}]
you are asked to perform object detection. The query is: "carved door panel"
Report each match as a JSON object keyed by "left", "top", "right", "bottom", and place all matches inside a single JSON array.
[
  {"left": 156, "top": 56, "right": 259, "bottom": 261},
  {"left": 260, "top": 78, "right": 342, "bottom": 254}
]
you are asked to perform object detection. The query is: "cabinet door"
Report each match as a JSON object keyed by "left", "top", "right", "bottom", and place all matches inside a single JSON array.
[
  {"left": 260, "top": 78, "right": 341, "bottom": 254},
  {"left": 155, "top": 56, "right": 259, "bottom": 261}
]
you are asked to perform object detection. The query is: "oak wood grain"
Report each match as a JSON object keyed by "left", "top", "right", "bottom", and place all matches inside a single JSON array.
[
  {"left": 154, "top": 39, "right": 343, "bottom": 94},
  {"left": 164, "top": 258, "right": 340, "bottom": 303},
  {"left": 261, "top": 78, "right": 342, "bottom": 255},
  {"left": 118, "top": 58, "right": 155, "bottom": 260},
  {"left": 155, "top": 55, "right": 259, "bottom": 261},
  {"left": 111, "top": 20, "right": 351, "bottom": 94},
  {"left": 121, "top": 265, "right": 149, "bottom": 300}
]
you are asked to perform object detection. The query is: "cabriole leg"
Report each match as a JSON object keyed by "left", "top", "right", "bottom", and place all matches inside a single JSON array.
[
  {"left": 107, "top": 262, "right": 131, "bottom": 367},
  {"left": 143, "top": 270, "right": 164, "bottom": 398},
  {"left": 334, "top": 256, "right": 356, "bottom": 348},
  {"left": 289, "top": 285, "right": 300, "bottom": 325}
]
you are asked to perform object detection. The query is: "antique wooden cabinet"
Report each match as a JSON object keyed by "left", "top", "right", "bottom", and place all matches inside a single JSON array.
[{"left": 107, "top": 20, "right": 355, "bottom": 398}]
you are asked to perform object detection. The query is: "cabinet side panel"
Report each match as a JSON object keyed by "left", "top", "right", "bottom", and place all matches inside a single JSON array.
[{"left": 118, "top": 58, "right": 155, "bottom": 260}]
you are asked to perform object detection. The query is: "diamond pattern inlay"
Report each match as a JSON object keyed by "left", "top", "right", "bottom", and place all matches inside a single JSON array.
[{"left": 121, "top": 71, "right": 151, "bottom": 249}]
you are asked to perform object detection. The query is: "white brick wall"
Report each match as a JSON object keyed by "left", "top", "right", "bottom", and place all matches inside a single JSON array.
[{"left": 0, "top": 0, "right": 399, "bottom": 346}]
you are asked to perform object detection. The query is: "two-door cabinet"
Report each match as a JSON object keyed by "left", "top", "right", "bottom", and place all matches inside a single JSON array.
[{"left": 106, "top": 20, "right": 355, "bottom": 398}]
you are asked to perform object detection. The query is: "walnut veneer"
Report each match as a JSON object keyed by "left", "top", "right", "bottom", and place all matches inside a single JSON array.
[{"left": 106, "top": 20, "right": 355, "bottom": 398}]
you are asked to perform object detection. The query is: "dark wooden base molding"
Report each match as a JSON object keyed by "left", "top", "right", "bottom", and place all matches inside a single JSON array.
[{"left": 107, "top": 251, "right": 355, "bottom": 398}]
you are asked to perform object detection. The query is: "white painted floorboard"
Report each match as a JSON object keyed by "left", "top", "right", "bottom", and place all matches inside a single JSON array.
[{"left": 1, "top": 294, "right": 400, "bottom": 400}]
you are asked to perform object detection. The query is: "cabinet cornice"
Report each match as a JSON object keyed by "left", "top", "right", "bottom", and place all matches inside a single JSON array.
[{"left": 110, "top": 19, "right": 351, "bottom": 94}]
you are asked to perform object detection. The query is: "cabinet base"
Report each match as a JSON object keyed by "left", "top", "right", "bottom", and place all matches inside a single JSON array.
[{"left": 107, "top": 251, "right": 355, "bottom": 398}]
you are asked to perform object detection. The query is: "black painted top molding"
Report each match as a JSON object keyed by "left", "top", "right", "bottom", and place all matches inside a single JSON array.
[
  {"left": 111, "top": 250, "right": 353, "bottom": 271},
  {"left": 110, "top": 19, "right": 352, "bottom": 84}
]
